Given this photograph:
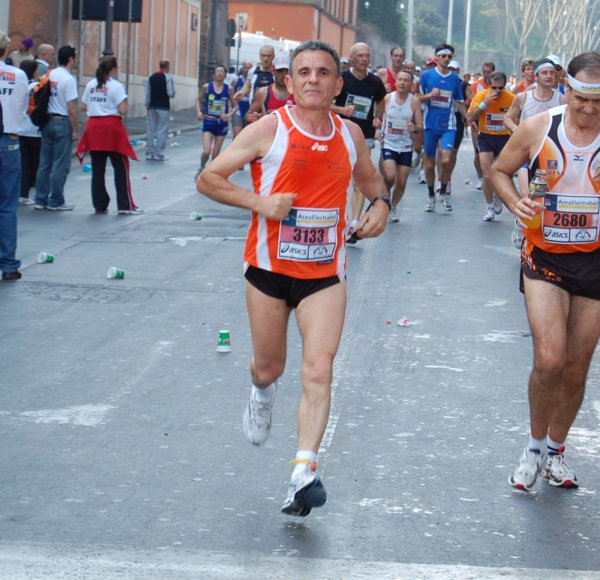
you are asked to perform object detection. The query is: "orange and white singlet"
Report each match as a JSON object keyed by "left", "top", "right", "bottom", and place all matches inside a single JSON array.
[
  {"left": 525, "top": 105, "right": 600, "bottom": 254},
  {"left": 244, "top": 105, "right": 357, "bottom": 279}
]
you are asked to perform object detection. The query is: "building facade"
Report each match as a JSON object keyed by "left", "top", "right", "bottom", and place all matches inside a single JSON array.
[
  {"left": 228, "top": 0, "right": 357, "bottom": 60},
  {"left": 1, "top": 0, "right": 233, "bottom": 117}
]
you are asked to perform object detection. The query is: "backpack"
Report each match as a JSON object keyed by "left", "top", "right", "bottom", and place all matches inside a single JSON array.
[{"left": 28, "top": 73, "right": 51, "bottom": 128}]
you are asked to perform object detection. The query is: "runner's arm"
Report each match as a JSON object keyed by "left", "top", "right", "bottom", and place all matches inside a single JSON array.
[
  {"left": 504, "top": 93, "right": 523, "bottom": 133},
  {"left": 246, "top": 87, "right": 267, "bottom": 123},
  {"left": 196, "top": 115, "right": 297, "bottom": 221},
  {"left": 455, "top": 100, "right": 468, "bottom": 119},
  {"left": 345, "top": 120, "right": 388, "bottom": 239},
  {"left": 195, "top": 85, "right": 208, "bottom": 120},
  {"left": 491, "top": 114, "right": 547, "bottom": 226},
  {"left": 233, "top": 77, "right": 252, "bottom": 101},
  {"left": 411, "top": 97, "right": 423, "bottom": 132}
]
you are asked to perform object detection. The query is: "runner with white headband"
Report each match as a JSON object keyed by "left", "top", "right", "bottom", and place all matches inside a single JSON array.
[
  {"left": 418, "top": 43, "right": 467, "bottom": 213},
  {"left": 504, "top": 57, "right": 566, "bottom": 247},
  {"left": 492, "top": 51, "right": 600, "bottom": 492}
]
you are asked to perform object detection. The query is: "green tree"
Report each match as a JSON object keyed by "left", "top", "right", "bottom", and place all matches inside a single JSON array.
[{"left": 358, "top": 0, "right": 406, "bottom": 45}]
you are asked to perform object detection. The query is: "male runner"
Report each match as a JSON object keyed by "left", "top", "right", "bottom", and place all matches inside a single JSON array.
[
  {"left": 418, "top": 43, "right": 467, "bottom": 212},
  {"left": 232, "top": 60, "right": 252, "bottom": 140},
  {"left": 197, "top": 39, "right": 389, "bottom": 516},
  {"left": 377, "top": 46, "right": 405, "bottom": 93},
  {"left": 380, "top": 69, "right": 422, "bottom": 221},
  {"left": 246, "top": 54, "right": 295, "bottom": 122},
  {"left": 511, "top": 58, "right": 536, "bottom": 95},
  {"left": 491, "top": 52, "right": 600, "bottom": 492},
  {"left": 468, "top": 71, "right": 514, "bottom": 221},
  {"left": 233, "top": 45, "right": 275, "bottom": 102},
  {"left": 445, "top": 60, "right": 466, "bottom": 193},
  {"left": 331, "top": 42, "right": 386, "bottom": 242},
  {"left": 504, "top": 58, "right": 565, "bottom": 247},
  {"left": 194, "top": 65, "right": 237, "bottom": 179}
]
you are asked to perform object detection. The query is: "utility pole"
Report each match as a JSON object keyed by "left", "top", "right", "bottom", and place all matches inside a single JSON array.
[
  {"left": 406, "top": 0, "right": 414, "bottom": 61},
  {"left": 447, "top": 0, "right": 454, "bottom": 44},
  {"left": 207, "top": 0, "right": 219, "bottom": 78},
  {"left": 103, "top": 0, "right": 115, "bottom": 56},
  {"left": 464, "top": 0, "right": 473, "bottom": 74}
]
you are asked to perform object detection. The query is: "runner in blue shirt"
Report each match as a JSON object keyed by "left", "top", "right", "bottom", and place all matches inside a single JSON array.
[{"left": 418, "top": 43, "right": 467, "bottom": 212}]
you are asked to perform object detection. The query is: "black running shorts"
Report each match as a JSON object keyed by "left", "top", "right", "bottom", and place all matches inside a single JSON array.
[{"left": 245, "top": 265, "right": 343, "bottom": 308}]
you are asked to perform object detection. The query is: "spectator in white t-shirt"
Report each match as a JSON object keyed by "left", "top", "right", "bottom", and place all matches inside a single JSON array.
[
  {"left": 34, "top": 45, "right": 78, "bottom": 211},
  {"left": 76, "top": 56, "right": 142, "bottom": 215}
]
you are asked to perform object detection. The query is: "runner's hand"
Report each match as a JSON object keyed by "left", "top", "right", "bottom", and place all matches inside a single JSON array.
[
  {"left": 233, "top": 91, "right": 244, "bottom": 101},
  {"left": 341, "top": 105, "right": 356, "bottom": 117},
  {"left": 257, "top": 193, "right": 298, "bottom": 221},
  {"left": 197, "top": 111, "right": 203, "bottom": 120},
  {"left": 513, "top": 197, "right": 543, "bottom": 228},
  {"left": 431, "top": 88, "right": 441, "bottom": 98},
  {"left": 356, "top": 200, "right": 388, "bottom": 239}
]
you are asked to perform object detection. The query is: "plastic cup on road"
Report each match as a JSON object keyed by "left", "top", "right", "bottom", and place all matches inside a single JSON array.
[
  {"left": 217, "top": 330, "right": 231, "bottom": 352},
  {"left": 190, "top": 212, "right": 202, "bottom": 221},
  {"left": 37, "top": 252, "right": 55, "bottom": 263},
  {"left": 107, "top": 267, "right": 125, "bottom": 279}
]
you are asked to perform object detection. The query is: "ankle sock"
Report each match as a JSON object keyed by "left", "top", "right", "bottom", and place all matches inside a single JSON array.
[
  {"left": 547, "top": 435, "right": 564, "bottom": 456},
  {"left": 291, "top": 450, "right": 317, "bottom": 478},
  {"left": 252, "top": 382, "right": 276, "bottom": 402},
  {"left": 528, "top": 435, "right": 547, "bottom": 455}
]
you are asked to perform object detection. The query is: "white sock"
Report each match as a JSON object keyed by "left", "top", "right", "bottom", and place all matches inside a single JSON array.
[
  {"left": 252, "top": 382, "right": 276, "bottom": 402},
  {"left": 292, "top": 450, "right": 317, "bottom": 479},
  {"left": 487, "top": 204, "right": 495, "bottom": 211},
  {"left": 547, "top": 435, "right": 564, "bottom": 455},
  {"left": 528, "top": 435, "right": 547, "bottom": 455}
]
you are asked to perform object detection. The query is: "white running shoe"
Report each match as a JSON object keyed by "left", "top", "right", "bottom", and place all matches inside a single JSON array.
[
  {"left": 542, "top": 449, "right": 578, "bottom": 488},
  {"left": 475, "top": 178, "right": 483, "bottom": 190},
  {"left": 418, "top": 170, "right": 426, "bottom": 184},
  {"left": 19, "top": 197, "right": 35, "bottom": 206},
  {"left": 411, "top": 151, "right": 420, "bottom": 169},
  {"left": 425, "top": 197, "right": 435, "bottom": 212},
  {"left": 388, "top": 207, "right": 399, "bottom": 222},
  {"left": 441, "top": 194, "right": 453, "bottom": 212},
  {"left": 445, "top": 181, "right": 452, "bottom": 194},
  {"left": 511, "top": 220, "right": 523, "bottom": 249},
  {"left": 483, "top": 208, "right": 495, "bottom": 222},
  {"left": 281, "top": 460, "right": 327, "bottom": 517},
  {"left": 242, "top": 385, "right": 276, "bottom": 445},
  {"left": 493, "top": 193, "right": 503, "bottom": 215},
  {"left": 508, "top": 447, "right": 548, "bottom": 491}
]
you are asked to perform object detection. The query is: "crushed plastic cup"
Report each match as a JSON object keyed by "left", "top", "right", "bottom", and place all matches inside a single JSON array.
[
  {"left": 167, "top": 132, "right": 174, "bottom": 138},
  {"left": 397, "top": 317, "right": 415, "bottom": 327},
  {"left": 37, "top": 252, "right": 55, "bottom": 263},
  {"left": 217, "top": 330, "right": 231, "bottom": 352},
  {"left": 107, "top": 267, "right": 125, "bottom": 279},
  {"left": 435, "top": 288, "right": 442, "bottom": 296},
  {"left": 141, "top": 174, "right": 148, "bottom": 180},
  {"left": 170, "top": 142, "right": 181, "bottom": 147},
  {"left": 189, "top": 212, "right": 202, "bottom": 221},
  {"left": 82, "top": 165, "right": 92, "bottom": 173},
  {"left": 176, "top": 130, "right": 181, "bottom": 135}
]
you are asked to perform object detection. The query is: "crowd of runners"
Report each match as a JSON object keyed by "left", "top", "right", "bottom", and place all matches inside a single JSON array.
[{"left": 195, "top": 40, "right": 600, "bottom": 516}]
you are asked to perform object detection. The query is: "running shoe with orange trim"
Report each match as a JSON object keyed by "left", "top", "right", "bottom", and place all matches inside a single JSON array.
[{"left": 281, "top": 460, "right": 327, "bottom": 517}]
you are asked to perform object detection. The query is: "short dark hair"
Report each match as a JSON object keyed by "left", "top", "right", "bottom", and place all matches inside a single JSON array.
[
  {"left": 521, "top": 58, "right": 535, "bottom": 72},
  {"left": 20, "top": 59, "right": 38, "bottom": 80},
  {"left": 214, "top": 64, "right": 226, "bottom": 74},
  {"left": 290, "top": 39, "right": 340, "bottom": 78},
  {"left": 435, "top": 43, "right": 455, "bottom": 55},
  {"left": 390, "top": 45, "right": 405, "bottom": 57},
  {"left": 396, "top": 69, "right": 413, "bottom": 82},
  {"left": 567, "top": 52, "right": 600, "bottom": 81},
  {"left": 533, "top": 58, "right": 555, "bottom": 74},
  {"left": 57, "top": 45, "right": 76, "bottom": 66},
  {"left": 159, "top": 60, "right": 170, "bottom": 70},
  {"left": 482, "top": 61, "right": 495, "bottom": 71},
  {"left": 488, "top": 71, "right": 507, "bottom": 86}
]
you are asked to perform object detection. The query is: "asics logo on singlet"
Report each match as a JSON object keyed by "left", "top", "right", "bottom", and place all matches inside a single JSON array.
[{"left": 312, "top": 142, "right": 328, "bottom": 152}]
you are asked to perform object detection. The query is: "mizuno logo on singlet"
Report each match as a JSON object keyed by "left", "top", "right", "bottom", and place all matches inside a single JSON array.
[
  {"left": 573, "top": 155, "right": 585, "bottom": 161},
  {"left": 312, "top": 143, "right": 328, "bottom": 152}
]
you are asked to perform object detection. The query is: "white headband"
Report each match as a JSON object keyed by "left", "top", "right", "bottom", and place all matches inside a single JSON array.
[
  {"left": 567, "top": 74, "right": 600, "bottom": 95},
  {"left": 436, "top": 49, "right": 453, "bottom": 56},
  {"left": 535, "top": 62, "right": 555, "bottom": 75}
]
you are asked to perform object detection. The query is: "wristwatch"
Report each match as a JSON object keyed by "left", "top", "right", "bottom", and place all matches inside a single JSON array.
[{"left": 372, "top": 195, "right": 391, "bottom": 210}]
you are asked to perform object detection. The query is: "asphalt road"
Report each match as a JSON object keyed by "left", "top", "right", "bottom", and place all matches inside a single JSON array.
[{"left": 1, "top": 129, "right": 599, "bottom": 579}]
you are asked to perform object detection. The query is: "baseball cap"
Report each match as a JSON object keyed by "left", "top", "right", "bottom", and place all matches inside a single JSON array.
[
  {"left": 340, "top": 57, "right": 349, "bottom": 64},
  {"left": 449, "top": 60, "right": 460, "bottom": 70},
  {"left": 546, "top": 54, "right": 563, "bottom": 69},
  {"left": 0, "top": 30, "right": 10, "bottom": 51},
  {"left": 22, "top": 38, "right": 34, "bottom": 50},
  {"left": 415, "top": 65, "right": 422, "bottom": 72},
  {"left": 426, "top": 57, "right": 438, "bottom": 65},
  {"left": 273, "top": 54, "right": 290, "bottom": 70}
]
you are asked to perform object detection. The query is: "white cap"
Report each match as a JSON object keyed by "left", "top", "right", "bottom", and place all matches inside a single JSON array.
[
  {"left": 273, "top": 54, "right": 290, "bottom": 70},
  {"left": 415, "top": 65, "right": 422, "bottom": 71},
  {"left": 547, "top": 54, "right": 563, "bottom": 68},
  {"left": 449, "top": 60, "right": 460, "bottom": 70}
]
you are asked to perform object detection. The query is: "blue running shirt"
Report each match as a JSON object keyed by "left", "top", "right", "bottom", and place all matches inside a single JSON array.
[{"left": 420, "top": 69, "right": 464, "bottom": 130}]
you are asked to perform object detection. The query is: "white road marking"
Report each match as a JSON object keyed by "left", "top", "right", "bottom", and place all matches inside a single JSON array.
[{"left": 0, "top": 545, "right": 598, "bottom": 580}]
